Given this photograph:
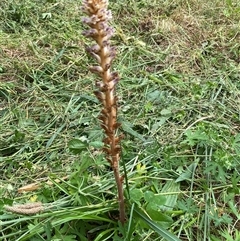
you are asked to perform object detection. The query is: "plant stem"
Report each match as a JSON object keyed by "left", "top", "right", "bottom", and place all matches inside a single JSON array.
[
  {"left": 82, "top": 0, "right": 125, "bottom": 223},
  {"left": 112, "top": 155, "right": 125, "bottom": 224}
]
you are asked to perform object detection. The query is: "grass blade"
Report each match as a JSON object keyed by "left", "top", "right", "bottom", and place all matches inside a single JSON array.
[{"left": 134, "top": 207, "right": 182, "bottom": 241}]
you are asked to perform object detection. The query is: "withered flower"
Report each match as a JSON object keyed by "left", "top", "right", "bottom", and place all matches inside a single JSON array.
[
  {"left": 4, "top": 202, "right": 44, "bottom": 215},
  {"left": 82, "top": 0, "right": 125, "bottom": 223}
]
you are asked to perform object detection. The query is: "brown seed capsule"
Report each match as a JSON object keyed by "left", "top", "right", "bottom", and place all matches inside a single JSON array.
[
  {"left": 89, "top": 66, "right": 103, "bottom": 74},
  {"left": 82, "top": 29, "right": 98, "bottom": 38}
]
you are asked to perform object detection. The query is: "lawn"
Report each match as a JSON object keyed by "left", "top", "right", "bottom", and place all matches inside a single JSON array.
[{"left": 0, "top": 0, "right": 240, "bottom": 240}]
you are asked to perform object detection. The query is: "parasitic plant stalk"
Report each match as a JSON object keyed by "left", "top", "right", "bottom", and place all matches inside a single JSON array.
[{"left": 81, "top": 0, "right": 125, "bottom": 223}]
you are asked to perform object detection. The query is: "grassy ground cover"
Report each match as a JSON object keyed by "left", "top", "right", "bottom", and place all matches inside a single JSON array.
[{"left": 0, "top": 0, "right": 240, "bottom": 240}]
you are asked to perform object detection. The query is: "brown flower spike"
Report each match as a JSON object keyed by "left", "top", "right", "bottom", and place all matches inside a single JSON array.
[
  {"left": 4, "top": 202, "right": 44, "bottom": 215},
  {"left": 82, "top": 0, "right": 125, "bottom": 223}
]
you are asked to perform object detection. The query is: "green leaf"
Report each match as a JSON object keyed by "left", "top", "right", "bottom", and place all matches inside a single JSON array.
[
  {"left": 233, "top": 133, "right": 240, "bottom": 154},
  {"left": 160, "top": 180, "right": 180, "bottom": 211},
  {"left": 134, "top": 207, "right": 182, "bottom": 241},
  {"left": 68, "top": 139, "right": 88, "bottom": 154},
  {"left": 146, "top": 206, "right": 173, "bottom": 223},
  {"left": 62, "top": 235, "right": 77, "bottom": 241},
  {"left": 147, "top": 90, "right": 162, "bottom": 103},
  {"left": 46, "top": 123, "right": 66, "bottom": 148},
  {"left": 161, "top": 109, "right": 172, "bottom": 116},
  {"left": 182, "top": 129, "right": 208, "bottom": 146},
  {"left": 175, "top": 163, "right": 198, "bottom": 183},
  {"left": 130, "top": 188, "right": 143, "bottom": 205},
  {"left": 144, "top": 191, "right": 155, "bottom": 203},
  {"left": 14, "top": 130, "right": 25, "bottom": 142},
  {"left": 121, "top": 120, "right": 146, "bottom": 142},
  {"left": 147, "top": 195, "right": 166, "bottom": 210},
  {"left": 144, "top": 191, "right": 166, "bottom": 210},
  {"left": 125, "top": 203, "right": 136, "bottom": 241},
  {"left": 93, "top": 228, "right": 115, "bottom": 241},
  {"left": 151, "top": 117, "right": 168, "bottom": 133},
  {"left": 43, "top": 221, "right": 52, "bottom": 240},
  {"left": 89, "top": 141, "right": 104, "bottom": 149}
]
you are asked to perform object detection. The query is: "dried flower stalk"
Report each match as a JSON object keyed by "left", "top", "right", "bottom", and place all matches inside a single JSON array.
[
  {"left": 82, "top": 0, "right": 125, "bottom": 223},
  {"left": 4, "top": 202, "right": 44, "bottom": 215}
]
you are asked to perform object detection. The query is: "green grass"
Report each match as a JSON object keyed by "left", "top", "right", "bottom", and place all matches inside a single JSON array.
[{"left": 1, "top": 0, "right": 240, "bottom": 240}]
